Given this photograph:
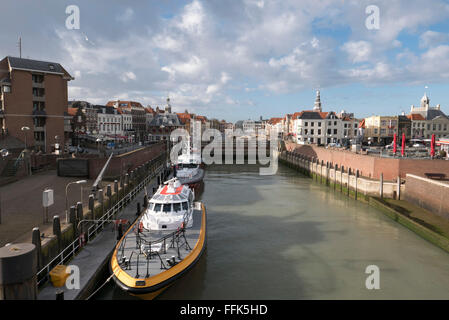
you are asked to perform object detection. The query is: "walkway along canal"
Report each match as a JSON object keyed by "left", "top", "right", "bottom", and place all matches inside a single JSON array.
[{"left": 96, "top": 163, "right": 449, "bottom": 299}]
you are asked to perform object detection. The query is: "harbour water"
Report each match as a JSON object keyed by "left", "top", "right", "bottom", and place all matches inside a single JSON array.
[{"left": 97, "top": 164, "right": 449, "bottom": 299}]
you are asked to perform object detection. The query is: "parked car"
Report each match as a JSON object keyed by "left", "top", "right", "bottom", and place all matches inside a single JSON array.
[{"left": 412, "top": 143, "right": 425, "bottom": 148}]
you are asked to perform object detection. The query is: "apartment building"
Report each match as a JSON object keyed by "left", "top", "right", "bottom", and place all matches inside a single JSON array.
[
  {"left": 363, "top": 115, "right": 398, "bottom": 144},
  {"left": 0, "top": 56, "right": 73, "bottom": 152}
]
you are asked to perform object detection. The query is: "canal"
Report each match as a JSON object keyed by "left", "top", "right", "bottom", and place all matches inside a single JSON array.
[{"left": 96, "top": 164, "right": 449, "bottom": 299}]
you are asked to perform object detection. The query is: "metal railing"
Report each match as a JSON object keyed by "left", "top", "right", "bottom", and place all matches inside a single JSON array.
[{"left": 36, "top": 159, "right": 167, "bottom": 287}]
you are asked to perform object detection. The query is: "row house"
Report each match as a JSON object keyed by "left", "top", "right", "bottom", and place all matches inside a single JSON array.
[
  {"left": 0, "top": 56, "right": 73, "bottom": 152},
  {"left": 94, "top": 105, "right": 124, "bottom": 138},
  {"left": 292, "top": 91, "right": 358, "bottom": 145}
]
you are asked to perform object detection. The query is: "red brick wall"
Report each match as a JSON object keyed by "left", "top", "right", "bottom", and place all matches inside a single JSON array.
[
  {"left": 286, "top": 142, "right": 449, "bottom": 181},
  {"left": 45, "top": 73, "right": 68, "bottom": 152},
  {"left": 88, "top": 143, "right": 165, "bottom": 179},
  {"left": 404, "top": 175, "right": 449, "bottom": 220},
  {"left": 4, "top": 70, "right": 34, "bottom": 147}
]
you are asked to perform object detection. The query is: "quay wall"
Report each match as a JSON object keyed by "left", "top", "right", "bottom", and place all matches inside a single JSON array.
[
  {"left": 279, "top": 151, "right": 403, "bottom": 199},
  {"left": 285, "top": 141, "right": 449, "bottom": 181},
  {"left": 88, "top": 143, "right": 165, "bottom": 179},
  {"left": 404, "top": 174, "right": 449, "bottom": 220}
]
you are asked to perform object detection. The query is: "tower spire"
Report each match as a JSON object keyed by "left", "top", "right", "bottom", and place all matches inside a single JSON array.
[{"left": 313, "top": 90, "right": 322, "bottom": 112}]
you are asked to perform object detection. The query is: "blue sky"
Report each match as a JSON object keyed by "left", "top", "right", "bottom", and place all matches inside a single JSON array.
[{"left": 1, "top": 0, "right": 449, "bottom": 122}]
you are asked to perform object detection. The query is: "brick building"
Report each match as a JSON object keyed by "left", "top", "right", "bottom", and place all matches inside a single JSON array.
[{"left": 0, "top": 56, "right": 73, "bottom": 152}]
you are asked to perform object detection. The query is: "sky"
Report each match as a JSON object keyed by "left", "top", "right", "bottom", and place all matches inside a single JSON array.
[{"left": 1, "top": 0, "right": 449, "bottom": 122}]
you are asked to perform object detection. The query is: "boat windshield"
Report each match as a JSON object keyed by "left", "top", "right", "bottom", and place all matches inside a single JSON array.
[
  {"left": 154, "top": 203, "right": 162, "bottom": 212},
  {"left": 182, "top": 202, "right": 188, "bottom": 210},
  {"left": 179, "top": 163, "right": 198, "bottom": 169},
  {"left": 173, "top": 202, "right": 181, "bottom": 212},
  {"left": 163, "top": 203, "right": 172, "bottom": 213}
]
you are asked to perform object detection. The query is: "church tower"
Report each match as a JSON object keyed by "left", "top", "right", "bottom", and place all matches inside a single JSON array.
[
  {"left": 165, "top": 96, "right": 172, "bottom": 114},
  {"left": 313, "top": 90, "right": 322, "bottom": 112}
]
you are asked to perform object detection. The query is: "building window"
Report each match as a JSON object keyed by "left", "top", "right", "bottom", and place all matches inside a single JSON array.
[
  {"left": 318, "top": 129, "right": 321, "bottom": 135},
  {"left": 311, "top": 122, "right": 314, "bottom": 127},
  {"left": 333, "top": 129, "right": 337, "bottom": 134},
  {"left": 318, "top": 122, "right": 321, "bottom": 127}
]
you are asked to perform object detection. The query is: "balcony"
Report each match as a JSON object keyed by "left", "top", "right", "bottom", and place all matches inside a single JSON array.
[
  {"left": 32, "top": 81, "right": 44, "bottom": 88},
  {"left": 32, "top": 109, "right": 47, "bottom": 118},
  {"left": 34, "top": 126, "right": 45, "bottom": 132},
  {"left": 32, "top": 95, "right": 45, "bottom": 102}
]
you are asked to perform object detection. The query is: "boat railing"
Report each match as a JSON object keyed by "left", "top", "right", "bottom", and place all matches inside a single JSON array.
[
  {"left": 117, "top": 203, "right": 203, "bottom": 275},
  {"left": 36, "top": 155, "right": 167, "bottom": 288}
]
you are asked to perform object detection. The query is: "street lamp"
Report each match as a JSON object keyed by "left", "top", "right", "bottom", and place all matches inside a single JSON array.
[
  {"left": 21, "top": 126, "right": 30, "bottom": 150},
  {"left": 0, "top": 149, "right": 9, "bottom": 224},
  {"left": 96, "top": 138, "right": 101, "bottom": 155},
  {"left": 65, "top": 179, "right": 87, "bottom": 223}
]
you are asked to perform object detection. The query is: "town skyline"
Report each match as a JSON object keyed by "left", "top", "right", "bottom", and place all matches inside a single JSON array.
[{"left": 1, "top": 0, "right": 449, "bottom": 122}]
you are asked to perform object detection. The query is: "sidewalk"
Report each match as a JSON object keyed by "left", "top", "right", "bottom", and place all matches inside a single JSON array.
[
  {"left": 0, "top": 170, "right": 98, "bottom": 247},
  {"left": 37, "top": 174, "right": 159, "bottom": 300}
]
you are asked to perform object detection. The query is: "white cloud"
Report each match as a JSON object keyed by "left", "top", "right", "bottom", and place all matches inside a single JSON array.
[
  {"left": 121, "top": 71, "right": 136, "bottom": 82},
  {"left": 419, "top": 30, "right": 449, "bottom": 48},
  {"left": 117, "top": 8, "right": 134, "bottom": 23},
  {"left": 177, "top": 0, "right": 205, "bottom": 35},
  {"left": 341, "top": 41, "right": 373, "bottom": 64},
  {"left": 161, "top": 56, "right": 205, "bottom": 78}
]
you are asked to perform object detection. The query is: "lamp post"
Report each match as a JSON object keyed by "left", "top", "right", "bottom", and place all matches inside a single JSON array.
[
  {"left": 65, "top": 180, "right": 87, "bottom": 223},
  {"left": 0, "top": 149, "right": 9, "bottom": 224},
  {"left": 21, "top": 126, "right": 30, "bottom": 150},
  {"left": 96, "top": 138, "right": 101, "bottom": 155}
]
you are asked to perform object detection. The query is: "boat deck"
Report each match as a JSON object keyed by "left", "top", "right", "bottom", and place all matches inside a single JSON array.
[
  {"left": 114, "top": 207, "right": 203, "bottom": 282},
  {"left": 177, "top": 168, "right": 205, "bottom": 185}
]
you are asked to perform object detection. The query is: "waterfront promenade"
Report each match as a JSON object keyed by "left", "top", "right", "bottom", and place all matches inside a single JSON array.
[{"left": 0, "top": 170, "right": 95, "bottom": 247}]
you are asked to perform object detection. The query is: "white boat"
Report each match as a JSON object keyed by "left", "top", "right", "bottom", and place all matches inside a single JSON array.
[
  {"left": 174, "top": 145, "right": 205, "bottom": 195},
  {"left": 141, "top": 178, "right": 195, "bottom": 231},
  {"left": 111, "top": 177, "right": 207, "bottom": 300}
]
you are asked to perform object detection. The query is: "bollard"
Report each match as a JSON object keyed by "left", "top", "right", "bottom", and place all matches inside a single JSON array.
[
  {"left": 106, "top": 185, "right": 112, "bottom": 209},
  {"left": 125, "top": 173, "right": 129, "bottom": 188},
  {"left": 56, "top": 289, "right": 64, "bottom": 300},
  {"left": 397, "top": 176, "right": 401, "bottom": 200},
  {"left": 31, "top": 227, "right": 42, "bottom": 270},
  {"left": 355, "top": 170, "right": 359, "bottom": 200},
  {"left": 340, "top": 166, "right": 344, "bottom": 192},
  {"left": 53, "top": 215, "right": 62, "bottom": 250},
  {"left": 76, "top": 202, "right": 83, "bottom": 224},
  {"left": 114, "top": 180, "right": 118, "bottom": 201},
  {"left": 88, "top": 195, "right": 95, "bottom": 218},
  {"left": 0, "top": 243, "right": 37, "bottom": 300},
  {"left": 380, "top": 173, "right": 384, "bottom": 199},
  {"left": 347, "top": 168, "right": 351, "bottom": 196},
  {"left": 70, "top": 205, "right": 77, "bottom": 236},
  {"left": 69, "top": 206, "right": 76, "bottom": 224}
]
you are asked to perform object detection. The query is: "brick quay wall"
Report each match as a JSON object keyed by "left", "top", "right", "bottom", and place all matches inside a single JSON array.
[{"left": 285, "top": 141, "right": 449, "bottom": 181}]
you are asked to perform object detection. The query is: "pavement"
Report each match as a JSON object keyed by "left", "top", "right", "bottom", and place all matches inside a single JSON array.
[
  {"left": 0, "top": 169, "right": 113, "bottom": 247},
  {"left": 37, "top": 172, "right": 161, "bottom": 300}
]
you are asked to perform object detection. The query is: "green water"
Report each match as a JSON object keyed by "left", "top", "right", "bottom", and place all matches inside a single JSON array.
[{"left": 97, "top": 164, "right": 449, "bottom": 299}]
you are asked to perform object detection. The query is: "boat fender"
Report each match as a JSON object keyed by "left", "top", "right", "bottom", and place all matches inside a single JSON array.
[{"left": 138, "top": 221, "right": 144, "bottom": 233}]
